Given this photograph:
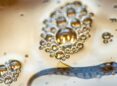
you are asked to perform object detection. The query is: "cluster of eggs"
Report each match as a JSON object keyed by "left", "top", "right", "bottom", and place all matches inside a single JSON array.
[
  {"left": 0, "top": 60, "right": 21, "bottom": 85},
  {"left": 39, "top": 1, "right": 94, "bottom": 61}
]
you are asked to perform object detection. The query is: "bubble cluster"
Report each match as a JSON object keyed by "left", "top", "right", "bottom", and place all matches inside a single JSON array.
[
  {"left": 0, "top": 60, "right": 21, "bottom": 85},
  {"left": 102, "top": 32, "right": 113, "bottom": 44},
  {"left": 39, "top": 1, "right": 94, "bottom": 61}
]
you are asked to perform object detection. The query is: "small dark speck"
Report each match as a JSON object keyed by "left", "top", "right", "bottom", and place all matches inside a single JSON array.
[
  {"left": 113, "top": 5, "right": 117, "bottom": 8},
  {"left": 20, "top": 13, "right": 24, "bottom": 16},
  {"left": 45, "top": 82, "right": 49, "bottom": 85},
  {"left": 97, "top": 4, "right": 101, "bottom": 7},
  {"left": 115, "top": 29, "right": 117, "bottom": 31},
  {"left": 42, "top": 0, "right": 50, "bottom": 3},
  {"left": 25, "top": 54, "right": 29, "bottom": 58},
  {"left": 73, "top": 81, "right": 76, "bottom": 83},
  {"left": 56, "top": 0, "right": 61, "bottom": 3},
  {"left": 3, "top": 52, "right": 7, "bottom": 55}
]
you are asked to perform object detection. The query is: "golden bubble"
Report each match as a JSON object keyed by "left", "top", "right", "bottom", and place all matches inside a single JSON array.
[
  {"left": 11, "top": 62, "right": 21, "bottom": 70},
  {"left": 56, "top": 28, "right": 77, "bottom": 45},
  {"left": 0, "top": 65, "right": 7, "bottom": 75},
  {"left": 67, "top": 11, "right": 76, "bottom": 17},
  {"left": 55, "top": 51, "right": 64, "bottom": 59},
  {"left": 45, "top": 34, "right": 53, "bottom": 41},
  {"left": 56, "top": 20, "right": 67, "bottom": 27},
  {"left": 45, "top": 48, "right": 51, "bottom": 52},
  {"left": 67, "top": 12, "right": 76, "bottom": 17},
  {"left": 10, "top": 60, "right": 21, "bottom": 71},
  {"left": 56, "top": 17, "right": 67, "bottom": 27},
  {"left": 67, "top": 8, "right": 76, "bottom": 17},
  {"left": 71, "top": 20, "right": 81, "bottom": 28},
  {"left": 52, "top": 45, "right": 58, "bottom": 51},
  {"left": 83, "top": 18, "right": 92, "bottom": 26},
  {"left": 80, "top": 10, "right": 87, "bottom": 16}
]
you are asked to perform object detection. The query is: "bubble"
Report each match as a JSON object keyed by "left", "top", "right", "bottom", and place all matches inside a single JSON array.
[
  {"left": 56, "top": 28, "right": 77, "bottom": 45},
  {"left": 102, "top": 32, "right": 112, "bottom": 39},
  {"left": 0, "top": 65, "right": 7, "bottom": 76},
  {"left": 71, "top": 20, "right": 81, "bottom": 28},
  {"left": 52, "top": 45, "right": 58, "bottom": 51},
  {"left": 50, "top": 27, "right": 56, "bottom": 33},
  {"left": 40, "top": 40, "right": 46, "bottom": 46},
  {"left": 55, "top": 51, "right": 64, "bottom": 59},
  {"left": 83, "top": 18, "right": 92, "bottom": 26},
  {"left": 73, "top": 1, "right": 82, "bottom": 7},
  {"left": 45, "top": 34, "right": 53, "bottom": 41},
  {"left": 67, "top": 8, "right": 76, "bottom": 17},
  {"left": 56, "top": 16, "right": 67, "bottom": 27},
  {"left": 4, "top": 77, "right": 13, "bottom": 84},
  {"left": 10, "top": 60, "right": 21, "bottom": 71},
  {"left": 102, "top": 32, "right": 113, "bottom": 44},
  {"left": 45, "top": 48, "right": 51, "bottom": 52}
]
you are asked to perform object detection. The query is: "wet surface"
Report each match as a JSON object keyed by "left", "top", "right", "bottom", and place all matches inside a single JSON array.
[{"left": 0, "top": 0, "right": 117, "bottom": 86}]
